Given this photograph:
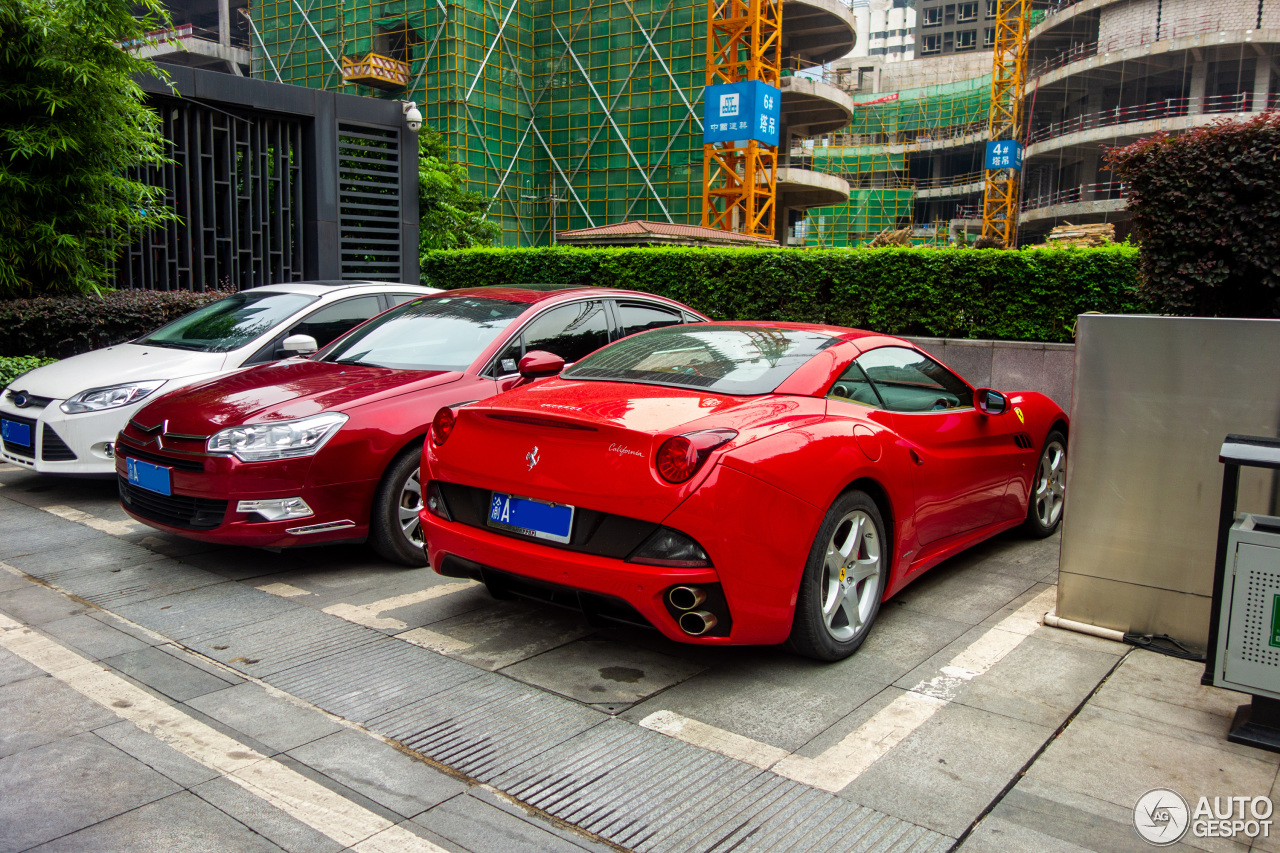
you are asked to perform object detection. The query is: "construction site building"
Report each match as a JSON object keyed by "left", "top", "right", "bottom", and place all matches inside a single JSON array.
[
  {"left": 129, "top": 0, "right": 253, "bottom": 75},
  {"left": 246, "top": 0, "right": 856, "bottom": 246}
]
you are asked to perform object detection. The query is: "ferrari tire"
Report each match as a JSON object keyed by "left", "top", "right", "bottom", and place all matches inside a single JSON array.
[
  {"left": 786, "top": 490, "right": 888, "bottom": 661},
  {"left": 1023, "top": 430, "right": 1067, "bottom": 538},
  {"left": 370, "top": 446, "right": 430, "bottom": 566}
]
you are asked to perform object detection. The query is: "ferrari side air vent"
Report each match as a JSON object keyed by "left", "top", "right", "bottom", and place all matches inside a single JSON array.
[{"left": 1013, "top": 433, "right": 1034, "bottom": 450}]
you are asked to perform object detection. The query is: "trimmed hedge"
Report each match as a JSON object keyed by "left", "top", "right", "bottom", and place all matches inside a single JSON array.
[
  {"left": 0, "top": 355, "right": 56, "bottom": 388},
  {"left": 0, "top": 289, "right": 228, "bottom": 358},
  {"left": 421, "top": 246, "right": 1144, "bottom": 343}
]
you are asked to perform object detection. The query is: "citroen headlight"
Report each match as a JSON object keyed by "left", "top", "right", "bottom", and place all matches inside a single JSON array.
[
  {"left": 60, "top": 381, "right": 166, "bottom": 414},
  {"left": 206, "top": 412, "right": 348, "bottom": 462}
]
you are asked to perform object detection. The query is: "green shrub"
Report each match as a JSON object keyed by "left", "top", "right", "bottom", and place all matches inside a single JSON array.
[
  {"left": 0, "top": 355, "right": 56, "bottom": 388},
  {"left": 421, "top": 245, "right": 1145, "bottom": 342},
  {"left": 0, "top": 289, "right": 228, "bottom": 358},
  {"left": 1105, "top": 112, "right": 1280, "bottom": 317}
]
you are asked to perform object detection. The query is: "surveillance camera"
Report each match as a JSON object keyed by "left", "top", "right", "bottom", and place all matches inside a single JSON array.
[{"left": 403, "top": 102, "right": 423, "bottom": 133}]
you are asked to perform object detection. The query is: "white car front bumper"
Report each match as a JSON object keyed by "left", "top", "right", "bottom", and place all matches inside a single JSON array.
[{"left": 0, "top": 397, "right": 148, "bottom": 476}]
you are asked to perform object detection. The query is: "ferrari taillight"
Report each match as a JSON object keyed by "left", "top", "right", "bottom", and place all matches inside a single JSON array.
[
  {"left": 431, "top": 407, "right": 456, "bottom": 445},
  {"left": 654, "top": 429, "right": 737, "bottom": 484}
]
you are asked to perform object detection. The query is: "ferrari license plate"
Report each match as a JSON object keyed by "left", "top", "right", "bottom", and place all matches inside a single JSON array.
[
  {"left": 127, "top": 458, "right": 172, "bottom": 496},
  {"left": 487, "top": 492, "right": 574, "bottom": 544},
  {"left": 0, "top": 418, "right": 31, "bottom": 448}
]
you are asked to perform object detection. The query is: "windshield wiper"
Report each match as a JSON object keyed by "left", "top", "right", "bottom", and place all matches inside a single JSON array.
[{"left": 140, "top": 340, "right": 214, "bottom": 351}]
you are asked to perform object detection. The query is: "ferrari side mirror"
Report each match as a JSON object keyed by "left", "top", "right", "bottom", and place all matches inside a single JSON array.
[{"left": 975, "top": 388, "right": 1007, "bottom": 415}]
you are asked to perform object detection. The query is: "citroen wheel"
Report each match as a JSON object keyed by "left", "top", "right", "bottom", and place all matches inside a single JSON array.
[{"left": 370, "top": 445, "right": 429, "bottom": 566}]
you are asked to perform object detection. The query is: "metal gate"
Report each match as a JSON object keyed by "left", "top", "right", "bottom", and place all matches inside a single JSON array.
[{"left": 115, "top": 98, "right": 305, "bottom": 291}]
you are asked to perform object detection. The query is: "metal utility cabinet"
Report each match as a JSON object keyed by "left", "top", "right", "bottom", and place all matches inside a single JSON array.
[{"left": 1206, "top": 435, "right": 1280, "bottom": 752}]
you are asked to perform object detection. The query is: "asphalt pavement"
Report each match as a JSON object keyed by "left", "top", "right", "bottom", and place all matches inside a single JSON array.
[{"left": 0, "top": 459, "right": 1274, "bottom": 853}]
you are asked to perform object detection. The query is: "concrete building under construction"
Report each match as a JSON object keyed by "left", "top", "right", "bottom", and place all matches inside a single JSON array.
[{"left": 242, "top": 0, "right": 857, "bottom": 246}]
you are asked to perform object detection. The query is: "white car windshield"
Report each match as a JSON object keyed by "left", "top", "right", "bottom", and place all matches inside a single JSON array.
[
  {"left": 139, "top": 292, "right": 318, "bottom": 353},
  {"left": 317, "top": 296, "right": 526, "bottom": 371}
]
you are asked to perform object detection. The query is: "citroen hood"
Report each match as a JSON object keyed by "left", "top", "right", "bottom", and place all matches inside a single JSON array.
[
  {"left": 133, "top": 359, "right": 461, "bottom": 434},
  {"left": 5, "top": 344, "right": 230, "bottom": 400}
]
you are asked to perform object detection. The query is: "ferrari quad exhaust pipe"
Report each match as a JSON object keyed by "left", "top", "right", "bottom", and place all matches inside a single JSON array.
[
  {"left": 678, "top": 610, "right": 718, "bottom": 636},
  {"left": 668, "top": 586, "right": 706, "bottom": 611}
]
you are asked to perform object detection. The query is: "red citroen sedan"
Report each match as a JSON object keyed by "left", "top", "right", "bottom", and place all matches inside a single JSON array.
[
  {"left": 115, "top": 286, "right": 706, "bottom": 564},
  {"left": 421, "top": 323, "right": 1068, "bottom": 659}
]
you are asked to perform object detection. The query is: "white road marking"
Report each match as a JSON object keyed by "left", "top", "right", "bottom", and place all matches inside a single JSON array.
[
  {"left": 41, "top": 504, "right": 146, "bottom": 536},
  {"left": 322, "top": 582, "right": 476, "bottom": 630},
  {"left": 639, "top": 710, "right": 790, "bottom": 770},
  {"left": 644, "top": 587, "right": 1061, "bottom": 792},
  {"left": 397, "top": 627, "right": 474, "bottom": 655},
  {"left": 0, "top": 612, "right": 449, "bottom": 852},
  {"left": 256, "top": 582, "right": 312, "bottom": 598}
]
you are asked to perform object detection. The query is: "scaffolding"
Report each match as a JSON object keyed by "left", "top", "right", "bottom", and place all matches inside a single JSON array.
[
  {"left": 251, "top": 0, "right": 716, "bottom": 245},
  {"left": 794, "top": 73, "right": 991, "bottom": 246}
]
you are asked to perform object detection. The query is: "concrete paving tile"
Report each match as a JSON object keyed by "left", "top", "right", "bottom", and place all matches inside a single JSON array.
[
  {"left": 177, "top": 546, "right": 323, "bottom": 581},
  {"left": 25, "top": 790, "right": 287, "bottom": 853},
  {"left": 950, "top": 635, "right": 1122, "bottom": 729},
  {"left": 465, "top": 786, "right": 617, "bottom": 853},
  {"left": 103, "top": 645, "right": 240, "bottom": 702},
  {"left": 839, "top": 701, "right": 1054, "bottom": 838},
  {"left": 286, "top": 728, "right": 469, "bottom": 819},
  {"left": 0, "top": 645, "right": 44, "bottom": 687},
  {"left": 192, "top": 776, "right": 344, "bottom": 853},
  {"left": 959, "top": 815, "right": 1102, "bottom": 853},
  {"left": 4, "top": 537, "right": 165, "bottom": 581},
  {"left": 1105, "top": 650, "right": 1245, "bottom": 720},
  {"left": 1091, "top": 681, "right": 1240, "bottom": 741},
  {"left": 982, "top": 776, "right": 1211, "bottom": 853},
  {"left": 0, "top": 675, "right": 118, "bottom": 759},
  {"left": 0, "top": 570, "right": 30, "bottom": 593},
  {"left": 250, "top": 564, "right": 447, "bottom": 609},
  {"left": 114, "top": 581, "right": 303, "bottom": 639},
  {"left": 0, "top": 583, "right": 90, "bottom": 626},
  {"left": 931, "top": 529, "right": 1063, "bottom": 583},
  {"left": 502, "top": 635, "right": 706, "bottom": 708},
  {"left": 409, "top": 599, "right": 593, "bottom": 671},
  {"left": 623, "top": 645, "right": 904, "bottom": 752},
  {"left": 0, "top": 520, "right": 104, "bottom": 560},
  {"left": 414, "top": 790, "right": 602, "bottom": 853},
  {"left": 185, "top": 682, "right": 344, "bottom": 753},
  {"left": 119, "top": 530, "right": 230, "bottom": 559},
  {"left": 93, "top": 719, "right": 221, "bottom": 788},
  {"left": 783, "top": 684, "right": 907, "bottom": 758},
  {"left": 1025, "top": 702, "right": 1279, "bottom": 844},
  {"left": 39, "top": 613, "right": 151, "bottom": 660},
  {"left": 890, "top": 563, "right": 1037, "bottom": 626},
  {"left": 0, "top": 731, "right": 180, "bottom": 852},
  {"left": 61, "top": 558, "right": 226, "bottom": 608}
]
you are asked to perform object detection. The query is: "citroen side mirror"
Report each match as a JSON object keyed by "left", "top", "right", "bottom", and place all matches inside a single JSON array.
[
  {"left": 975, "top": 388, "right": 1007, "bottom": 415},
  {"left": 517, "top": 350, "right": 565, "bottom": 381}
]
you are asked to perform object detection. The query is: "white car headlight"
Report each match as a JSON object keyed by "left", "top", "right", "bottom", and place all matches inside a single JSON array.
[
  {"left": 60, "top": 381, "right": 166, "bottom": 414},
  {"left": 207, "top": 412, "right": 348, "bottom": 462}
]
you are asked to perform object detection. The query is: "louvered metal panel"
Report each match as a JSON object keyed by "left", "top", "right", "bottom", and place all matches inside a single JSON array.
[{"left": 338, "top": 123, "right": 402, "bottom": 281}]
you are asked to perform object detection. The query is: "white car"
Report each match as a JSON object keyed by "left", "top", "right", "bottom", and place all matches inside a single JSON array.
[{"left": 0, "top": 280, "right": 438, "bottom": 476}]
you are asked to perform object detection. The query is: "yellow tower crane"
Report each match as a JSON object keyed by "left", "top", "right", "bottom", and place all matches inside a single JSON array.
[
  {"left": 982, "top": 0, "right": 1029, "bottom": 247},
  {"left": 701, "top": 0, "right": 782, "bottom": 239}
]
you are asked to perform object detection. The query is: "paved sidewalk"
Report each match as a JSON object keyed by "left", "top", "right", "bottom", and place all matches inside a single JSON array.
[{"left": 2, "top": 460, "right": 1277, "bottom": 852}]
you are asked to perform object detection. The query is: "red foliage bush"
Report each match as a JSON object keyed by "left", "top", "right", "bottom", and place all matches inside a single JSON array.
[
  {"left": 0, "top": 289, "right": 228, "bottom": 358},
  {"left": 1105, "top": 112, "right": 1280, "bottom": 317}
]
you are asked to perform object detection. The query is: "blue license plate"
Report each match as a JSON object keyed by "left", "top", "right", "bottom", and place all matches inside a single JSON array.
[
  {"left": 127, "top": 458, "right": 172, "bottom": 496},
  {"left": 0, "top": 418, "right": 31, "bottom": 448},
  {"left": 488, "top": 492, "right": 574, "bottom": 544}
]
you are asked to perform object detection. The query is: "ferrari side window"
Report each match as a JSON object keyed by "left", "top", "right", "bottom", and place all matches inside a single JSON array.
[
  {"left": 857, "top": 347, "right": 973, "bottom": 412},
  {"left": 827, "top": 362, "right": 884, "bottom": 407}
]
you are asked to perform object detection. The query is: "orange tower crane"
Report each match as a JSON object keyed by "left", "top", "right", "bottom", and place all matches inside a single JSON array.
[
  {"left": 701, "top": 0, "right": 782, "bottom": 239},
  {"left": 981, "top": 0, "right": 1029, "bottom": 247}
]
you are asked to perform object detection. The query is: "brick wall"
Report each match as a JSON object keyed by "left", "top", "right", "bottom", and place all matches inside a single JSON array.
[{"left": 1098, "top": 0, "right": 1159, "bottom": 50}]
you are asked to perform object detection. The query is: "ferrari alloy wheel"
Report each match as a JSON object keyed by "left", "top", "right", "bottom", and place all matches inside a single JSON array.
[
  {"left": 370, "top": 446, "right": 430, "bottom": 566},
  {"left": 1024, "top": 430, "right": 1067, "bottom": 538},
  {"left": 788, "top": 490, "right": 888, "bottom": 661}
]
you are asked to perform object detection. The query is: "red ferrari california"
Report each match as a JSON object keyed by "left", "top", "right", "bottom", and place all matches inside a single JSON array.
[
  {"left": 115, "top": 286, "right": 706, "bottom": 565},
  {"left": 421, "top": 322, "right": 1068, "bottom": 660}
]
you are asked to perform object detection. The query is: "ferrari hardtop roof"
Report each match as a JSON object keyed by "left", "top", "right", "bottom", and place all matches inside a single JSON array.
[{"left": 682, "top": 319, "right": 906, "bottom": 345}]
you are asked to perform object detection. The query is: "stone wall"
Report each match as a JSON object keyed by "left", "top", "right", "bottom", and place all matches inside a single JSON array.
[{"left": 905, "top": 337, "right": 1076, "bottom": 411}]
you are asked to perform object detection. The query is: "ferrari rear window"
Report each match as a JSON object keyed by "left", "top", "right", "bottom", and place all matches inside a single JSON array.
[{"left": 563, "top": 326, "right": 838, "bottom": 395}]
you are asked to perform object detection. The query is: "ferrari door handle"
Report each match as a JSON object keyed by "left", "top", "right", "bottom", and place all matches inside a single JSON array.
[{"left": 909, "top": 449, "right": 923, "bottom": 466}]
